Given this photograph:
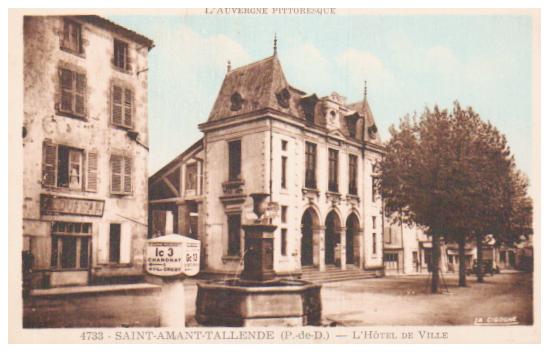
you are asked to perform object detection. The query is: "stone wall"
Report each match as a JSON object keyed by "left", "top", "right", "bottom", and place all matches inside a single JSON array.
[{"left": 23, "top": 16, "right": 150, "bottom": 286}]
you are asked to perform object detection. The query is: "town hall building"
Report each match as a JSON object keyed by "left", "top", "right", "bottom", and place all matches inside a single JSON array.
[{"left": 149, "top": 45, "right": 386, "bottom": 278}]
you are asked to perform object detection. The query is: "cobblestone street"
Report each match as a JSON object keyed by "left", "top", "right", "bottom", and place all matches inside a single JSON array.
[{"left": 23, "top": 272, "right": 533, "bottom": 328}]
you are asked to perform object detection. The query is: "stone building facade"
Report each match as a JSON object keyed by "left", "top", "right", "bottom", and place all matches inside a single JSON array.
[
  {"left": 23, "top": 16, "right": 154, "bottom": 288},
  {"left": 150, "top": 51, "right": 385, "bottom": 277}
]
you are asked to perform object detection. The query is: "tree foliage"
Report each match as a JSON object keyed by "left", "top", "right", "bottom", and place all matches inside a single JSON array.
[{"left": 379, "top": 102, "right": 532, "bottom": 291}]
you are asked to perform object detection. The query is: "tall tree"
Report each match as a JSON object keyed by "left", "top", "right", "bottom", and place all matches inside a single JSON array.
[
  {"left": 378, "top": 102, "right": 530, "bottom": 291},
  {"left": 379, "top": 106, "right": 456, "bottom": 293}
]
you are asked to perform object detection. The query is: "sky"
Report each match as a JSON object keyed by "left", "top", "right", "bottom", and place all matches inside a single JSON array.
[{"left": 109, "top": 13, "right": 534, "bottom": 181}]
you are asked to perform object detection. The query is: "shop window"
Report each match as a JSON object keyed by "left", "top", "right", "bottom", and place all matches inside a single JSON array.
[
  {"left": 228, "top": 140, "right": 241, "bottom": 181},
  {"left": 61, "top": 18, "right": 82, "bottom": 54},
  {"left": 227, "top": 214, "right": 241, "bottom": 256},
  {"left": 111, "top": 84, "right": 134, "bottom": 129},
  {"left": 110, "top": 155, "right": 132, "bottom": 195},
  {"left": 113, "top": 39, "right": 131, "bottom": 71},
  {"left": 109, "top": 224, "right": 121, "bottom": 263},
  {"left": 58, "top": 67, "right": 86, "bottom": 117},
  {"left": 50, "top": 221, "right": 91, "bottom": 270}
]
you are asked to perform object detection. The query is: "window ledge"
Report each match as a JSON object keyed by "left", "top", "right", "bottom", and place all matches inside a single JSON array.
[
  {"left": 41, "top": 186, "right": 95, "bottom": 196},
  {"left": 101, "top": 263, "right": 133, "bottom": 269},
  {"left": 111, "top": 64, "right": 133, "bottom": 75},
  {"left": 222, "top": 255, "right": 242, "bottom": 263},
  {"left": 110, "top": 192, "right": 134, "bottom": 198},
  {"left": 302, "top": 187, "right": 320, "bottom": 195},
  {"left": 55, "top": 110, "right": 88, "bottom": 121},
  {"left": 60, "top": 46, "right": 86, "bottom": 59},
  {"left": 111, "top": 124, "right": 136, "bottom": 132}
]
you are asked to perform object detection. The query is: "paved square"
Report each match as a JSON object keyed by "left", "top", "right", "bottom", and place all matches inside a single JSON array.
[{"left": 23, "top": 272, "right": 533, "bottom": 328}]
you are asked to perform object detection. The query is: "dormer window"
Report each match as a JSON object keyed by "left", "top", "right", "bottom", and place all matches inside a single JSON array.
[
  {"left": 368, "top": 123, "right": 378, "bottom": 138},
  {"left": 346, "top": 113, "right": 360, "bottom": 139},
  {"left": 276, "top": 88, "right": 290, "bottom": 108},
  {"left": 300, "top": 94, "right": 318, "bottom": 125},
  {"left": 230, "top": 92, "right": 243, "bottom": 111}
]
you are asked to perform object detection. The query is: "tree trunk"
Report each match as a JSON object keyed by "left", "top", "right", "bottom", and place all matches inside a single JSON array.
[
  {"left": 458, "top": 236, "right": 467, "bottom": 287},
  {"left": 476, "top": 233, "right": 484, "bottom": 283},
  {"left": 431, "top": 234, "right": 441, "bottom": 293}
]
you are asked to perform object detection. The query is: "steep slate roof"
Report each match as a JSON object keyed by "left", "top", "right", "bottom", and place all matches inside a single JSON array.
[
  {"left": 347, "top": 100, "right": 381, "bottom": 143},
  {"left": 207, "top": 54, "right": 381, "bottom": 144},
  {"left": 208, "top": 55, "right": 303, "bottom": 122}
]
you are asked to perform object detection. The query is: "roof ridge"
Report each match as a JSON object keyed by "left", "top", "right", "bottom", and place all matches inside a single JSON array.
[{"left": 228, "top": 55, "right": 276, "bottom": 74}]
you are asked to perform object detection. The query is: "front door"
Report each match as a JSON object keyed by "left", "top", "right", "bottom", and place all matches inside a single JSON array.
[{"left": 301, "top": 212, "right": 314, "bottom": 266}]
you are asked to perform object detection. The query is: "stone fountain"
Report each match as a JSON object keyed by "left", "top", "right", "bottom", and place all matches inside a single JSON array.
[{"left": 195, "top": 193, "right": 322, "bottom": 327}]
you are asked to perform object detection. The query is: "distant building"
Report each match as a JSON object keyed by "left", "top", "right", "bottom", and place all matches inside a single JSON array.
[
  {"left": 23, "top": 16, "right": 154, "bottom": 288},
  {"left": 150, "top": 48, "right": 386, "bottom": 277},
  {"left": 382, "top": 220, "right": 434, "bottom": 274}
]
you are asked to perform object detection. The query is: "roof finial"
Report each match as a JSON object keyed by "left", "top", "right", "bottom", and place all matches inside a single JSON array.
[
  {"left": 227, "top": 60, "right": 232, "bottom": 72},
  {"left": 363, "top": 80, "right": 368, "bottom": 100},
  {"left": 273, "top": 33, "right": 278, "bottom": 56}
]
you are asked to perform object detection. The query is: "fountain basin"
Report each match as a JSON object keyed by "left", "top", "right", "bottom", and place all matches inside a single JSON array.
[{"left": 195, "top": 278, "right": 322, "bottom": 327}]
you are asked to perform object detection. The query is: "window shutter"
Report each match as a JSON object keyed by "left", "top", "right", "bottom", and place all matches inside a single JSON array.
[
  {"left": 42, "top": 140, "right": 57, "bottom": 187},
  {"left": 123, "top": 157, "right": 132, "bottom": 194},
  {"left": 74, "top": 73, "right": 86, "bottom": 116},
  {"left": 62, "top": 20, "right": 70, "bottom": 49},
  {"left": 124, "top": 44, "right": 131, "bottom": 71},
  {"left": 112, "top": 85, "right": 123, "bottom": 125},
  {"left": 123, "top": 88, "right": 133, "bottom": 128},
  {"left": 86, "top": 150, "right": 98, "bottom": 192},
  {"left": 97, "top": 222, "right": 109, "bottom": 264},
  {"left": 59, "top": 68, "right": 73, "bottom": 112},
  {"left": 111, "top": 155, "right": 122, "bottom": 193},
  {"left": 119, "top": 222, "right": 132, "bottom": 264}
]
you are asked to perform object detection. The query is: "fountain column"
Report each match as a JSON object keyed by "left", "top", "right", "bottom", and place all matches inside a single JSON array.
[{"left": 240, "top": 193, "right": 277, "bottom": 282}]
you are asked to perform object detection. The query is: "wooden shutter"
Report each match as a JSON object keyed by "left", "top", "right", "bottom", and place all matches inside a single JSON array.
[
  {"left": 42, "top": 140, "right": 57, "bottom": 187},
  {"left": 59, "top": 68, "right": 73, "bottom": 113},
  {"left": 111, "top": 155, "right": 122, "bottom": 193},
  {"left": 112, "top": 85, "right": 123, "bottom": 125},
  {"left": 74, "top": 73, "right": 86, "bottom": 116},
  {"left": 86, "top": 150, "right": 98, "bottom": 192},
  {"left": 123, "top": 88, "right": 133, "bottom": 128},
  {"left": 124, "top": 44, "right": 132, "bottom": 71},
  {"left": 97, "top": 222, "right": 109, "bottom": 264},
  {"left": 123, "top": 157, "right": 132, "bottom": 194}
]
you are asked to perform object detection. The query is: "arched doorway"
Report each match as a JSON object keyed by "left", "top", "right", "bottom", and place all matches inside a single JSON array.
[
  {"left": 301, "top": 208, "right": 319, "bottom": 267},
  {"left": 325, "top": 210, "right": 341, "bottom": 265},
  {"left": 346, "top": 213, "right": 360, "bottom": 265}
]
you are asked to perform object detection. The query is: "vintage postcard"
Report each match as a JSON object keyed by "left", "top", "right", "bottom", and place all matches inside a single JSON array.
[{"left": 7, "top": 7, "right": 540, "bottom": 344}]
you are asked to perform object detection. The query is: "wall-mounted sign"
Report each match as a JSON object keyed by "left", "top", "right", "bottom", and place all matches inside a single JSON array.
[
  {"left": 40, "top": 194, "right": 105, "bottom": 217},
  {"left": 146, "top": 234, "right": 200, "bottom": 277}
]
